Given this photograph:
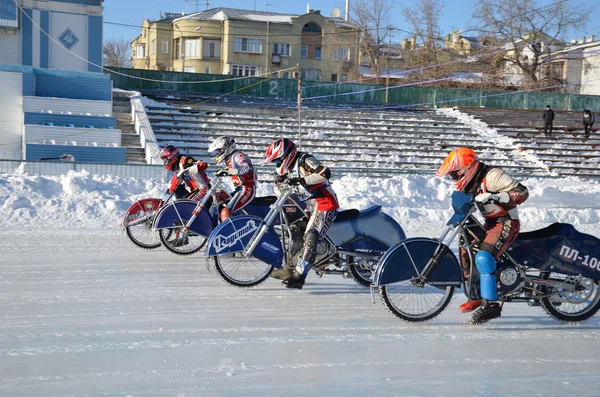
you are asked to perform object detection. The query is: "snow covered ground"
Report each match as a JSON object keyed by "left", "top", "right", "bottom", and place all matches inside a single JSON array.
[{"left": 1, "top": 171, "right": 600, "bottom": 396}]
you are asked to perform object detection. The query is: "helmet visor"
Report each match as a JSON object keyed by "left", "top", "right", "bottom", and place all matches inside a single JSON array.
[
  {"left": 273, "top": 158, "right": 283, "bottom": 167},
  {"left": 449, "top": 170, "right": 461, "bottom": 181}
]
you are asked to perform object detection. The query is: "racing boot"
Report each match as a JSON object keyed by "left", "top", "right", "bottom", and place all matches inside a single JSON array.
[
  {"left": 459, "top": 300, "right": 482, "bottom": 313},
  {"left": 282, "top": 270, "right": 306, "bottom": 289},
  {"left": 270, "top": 264, "right": 295, "bottom": 280},
  {"left": 469, "top": 301, "right": 502, "bottom": 325}
]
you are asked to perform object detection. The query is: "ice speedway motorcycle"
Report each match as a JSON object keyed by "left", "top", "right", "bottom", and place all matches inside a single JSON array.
[
  {"left": 372, "top": 191, "right": 600, "bottom": 324},
  {"left": 203, "top": 180, "right": 407, "bottom": 288}
]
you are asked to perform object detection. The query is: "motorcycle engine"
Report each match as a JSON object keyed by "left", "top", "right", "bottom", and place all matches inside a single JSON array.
[
  {"left": 315, "top": 239, "right": 336, "bottom": 263},
  {"left": 497, "top": 264, "right": 523, "bottom": 294}
]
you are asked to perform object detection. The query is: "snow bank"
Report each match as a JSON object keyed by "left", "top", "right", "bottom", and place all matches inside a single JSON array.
[{"left": 1, "top": 170, "right": 599, "bottom": 237}]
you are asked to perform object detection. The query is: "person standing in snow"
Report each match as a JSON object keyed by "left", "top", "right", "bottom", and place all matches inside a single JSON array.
[
  {"left": 263, "top": 138, "right": 339, "bottom": 289},
  {"left": 542, "top": 105, "right": 555, "bottom": 136},
  {"left": 435, "top": 147, "right": 529, "bottom": 324},
  {"left": 583, "top": 110, "right": 595, "bottom": 139}
]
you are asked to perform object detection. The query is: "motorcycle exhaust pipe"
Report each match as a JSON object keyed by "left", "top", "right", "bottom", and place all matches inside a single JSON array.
[{"left": 337, "top": 250, "right": 381, "bottom": 260}]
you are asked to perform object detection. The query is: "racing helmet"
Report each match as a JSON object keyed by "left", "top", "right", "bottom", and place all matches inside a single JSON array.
[
  {"left": 435, "top": 147, "right": 480, "bottom": 192},
  {"left": 263, "top": 138, "right": 297, "bottom": 176},
  {"left": 208, "top": 136, "right": 236, "bottom": 164},
  {"left": 159, "top": 145, "right": 180, "bottom": 171}
]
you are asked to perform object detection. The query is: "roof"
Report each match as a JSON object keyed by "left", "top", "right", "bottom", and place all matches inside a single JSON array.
[{"left": 173, "top": 7, "right": 358, "bottom": 28}]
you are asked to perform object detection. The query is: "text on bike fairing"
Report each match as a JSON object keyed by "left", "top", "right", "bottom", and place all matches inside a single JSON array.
[{"left": 559, "top": 245, "right": 600, "bottom": 271}]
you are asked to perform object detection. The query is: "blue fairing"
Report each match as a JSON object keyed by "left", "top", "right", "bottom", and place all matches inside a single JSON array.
[
  {"left": 327, "top": 205, "right": 406, "bottom": 250},
  {"left": 153, "top": 200, "right": 214, "bottom": 237},
  {"left": 205, "top": 215, "right": 284, "bottom": 268},
  {"left": 509, "top": 223, "right": 600, "bottom": 280},
  {"left": 373, "top": 238, "right": 462, "bottom": 286},
  {"left": 447, "top": 191, "right": 473, "bottom": 226}
]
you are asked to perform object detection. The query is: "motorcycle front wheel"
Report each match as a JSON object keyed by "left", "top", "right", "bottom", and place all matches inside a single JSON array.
[
  {"left": 158, "top": 227, "right": 207, "bottom": 255},
  {"left": 379, "top": 282, "right": 455, "bottom": 322},
  {"left": 125, "top": 220, "right": 161, "bottom": 249},
  {"left": 210, "top": 254, "right": 273, "bottom": 288}
]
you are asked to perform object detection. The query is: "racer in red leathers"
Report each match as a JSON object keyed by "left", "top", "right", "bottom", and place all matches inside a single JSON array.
[
  {"left": 436, "top": 147, "right": 529, "bottom": 324},
  {"left": 207, "top": 136, "right": 256, "bottom": 221},
  {"left": 263, "top": 138, "right": 339, "bottom": 289},
  {"left": 159, "top": 145, "right": 213, "bottom": 201}
]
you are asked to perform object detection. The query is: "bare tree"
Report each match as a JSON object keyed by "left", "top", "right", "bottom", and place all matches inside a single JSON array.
[
  {"left": 351, "top": 0, "right": 397, "bottom": 80},
  {"left": 471, "top": 0, "right": 589, "bottom": 86},
  {"left": 103, "top": 38, "right": 132, "bottom": 68},
  {"left": 402, "top": 0, "right": 445, "bottom": 81}
]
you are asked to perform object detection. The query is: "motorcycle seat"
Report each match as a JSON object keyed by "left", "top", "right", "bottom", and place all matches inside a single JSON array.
[
  {"left": 250, "top": 196, "right": 277, "bottom": 206},
  {"left": 516, "top": 222, "right": 562, "bottom": 240},
  {"left": 334, "top": 209, "right": 360, "bottom": 223}
]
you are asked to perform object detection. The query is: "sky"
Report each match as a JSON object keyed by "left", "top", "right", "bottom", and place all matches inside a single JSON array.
[{"left": 102, "top": 0, "right": 600, "bottom": 43}]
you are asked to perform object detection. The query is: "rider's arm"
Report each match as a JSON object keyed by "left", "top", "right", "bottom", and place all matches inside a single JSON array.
[
  {"left": 300, "top": 155, "right": 331, "bottom": 186},
  {"left": 486, "top": 168, "right": 529, "bottom": 205}
]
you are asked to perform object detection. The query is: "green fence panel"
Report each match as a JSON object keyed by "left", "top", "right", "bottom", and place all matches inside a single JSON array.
[{"left": 106, "top": 67, "right": 600, "bottom": 112}]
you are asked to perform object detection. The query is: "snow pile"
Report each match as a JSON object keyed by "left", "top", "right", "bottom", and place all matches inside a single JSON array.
[{"left": 1, "top": 170, "right": 599, "bottom": 237}]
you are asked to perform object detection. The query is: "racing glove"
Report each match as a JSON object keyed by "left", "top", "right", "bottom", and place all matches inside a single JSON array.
[
  {"left": 188, "top": 160, "right": 208, "bottom": 175},
  {"left": 274, "top": 175, "right": 288, "bottom": 184},
  {"left": 287, "top": 177, "right": 304, "bottom": 186},
  {"left": 475, "top": 192, "right": 510, "bottom": 204},
  {"left": 215, "top": 169, "right": 230, "bottom": 177}
]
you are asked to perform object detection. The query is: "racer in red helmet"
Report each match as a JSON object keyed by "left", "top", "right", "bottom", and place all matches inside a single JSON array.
[
  {"left": 159, "top": 145, "right": 213, "bottom": 201},
  {"left": 436, "top": 147, "right": 529, "bottom": 323},
  {"left": 263, "top": 138, "right": 339, "bottom": 289}
]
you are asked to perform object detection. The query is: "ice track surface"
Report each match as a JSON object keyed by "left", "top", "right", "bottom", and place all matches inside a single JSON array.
[{"left": 1, "top": 228, "right": 600, "bottom": 397}]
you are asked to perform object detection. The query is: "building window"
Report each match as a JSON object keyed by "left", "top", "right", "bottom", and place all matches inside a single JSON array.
[
  {"left": 174, "top": 39, "right": 180, "bottom": 59},
  {"left": 135, "top": 45, "right": 146, "bottom": 58},
  {"left": 341, "top": 74, "right": 348, "bottom": 82},
  {"left": 301, "top": 46, "right": 308, "bottom": 59},
  {"left": 315, "top": 46, "right": 322, "bottom": 59},
  {"left": 333, "top": 48, "right": 350, "bottom": 61},
  {"left": 162, "top": 40, "right": 169, "bottom": 54},
  {"left": 184, "top": 66, "right": 196, "bottom": 73},
  {"left": 301, "top": 69, "right": 321, "bottom": 81},
  {"left": 283, "top": 71, "right": 290, "bottom": 79},
  {"left": 205, "top": 67, "right": 211, "bottom": 74},
  {"left": 150, "top": 40, "right": 156, "bottom": 55},
  {"left": 331, "top": 73, "right": 338, "bottom": 82},
  {"left": 551, "top": 62, "right": 564, "bottom": 77},
  {"left": 184, "top": 38, "right": 200, "bottom": 58},
  {"left": 302, "top": 23, "right": 322, "bottom": 34},
  {"left": 203, "top": 39, "right": 221, "bottom": 59},
  {"left": 234, "top": 37, "right": 262, "bottom": 53},
  {"left": 231, "top": 64, "right": 259, "bottom": 77},
  {"left": 273, "top": 43, "right": 291, "bottom": 57}
]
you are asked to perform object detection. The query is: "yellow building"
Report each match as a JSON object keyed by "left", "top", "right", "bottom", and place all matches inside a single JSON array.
[
  {"left": 131, "top": 8, "right": 361, "bottom": 82},
  {"left": 444, "top": 30, "right": 480, "bottom": 55}
]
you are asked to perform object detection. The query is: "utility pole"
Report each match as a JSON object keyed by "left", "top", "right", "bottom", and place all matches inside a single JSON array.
[
  {"left": 297, "top": 65, "right": 302, "bottom": 150},
  {"left": 266, "top": 2, "right": 273, "bottom": 12},
  {"left": 385, "top": 27, "right": 392, "bottom": 103}
]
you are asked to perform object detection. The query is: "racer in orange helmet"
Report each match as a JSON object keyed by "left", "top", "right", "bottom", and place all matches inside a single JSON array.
[{"left": 436, "top": 148, "right": 529, "bottom": 323}]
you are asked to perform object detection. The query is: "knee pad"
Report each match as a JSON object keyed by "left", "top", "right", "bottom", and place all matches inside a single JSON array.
[
  {"left": 475, "top": 251, "right": 496, "bottom": 274},
  {"left": 475, "top": 251, "right": 498, "bottom": 301}
]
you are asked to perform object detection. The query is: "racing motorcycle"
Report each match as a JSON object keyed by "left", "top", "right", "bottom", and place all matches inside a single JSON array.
[
  {"left": 203, "top": 181, "right": 406, "bottom": 288},
  {"left": 152, "top": 174, "right": 303, "bottom": 255},
  {"left": 372, "top": 191, "right": 600, "bottom": 324}
]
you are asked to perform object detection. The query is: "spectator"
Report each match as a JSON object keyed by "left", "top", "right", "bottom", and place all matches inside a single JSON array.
[
  {"left": 542, "top": 105, "right": 555, "bottom": 136},
  {"left": 583, "top": 109, "right": 595, "bottom": 139}
]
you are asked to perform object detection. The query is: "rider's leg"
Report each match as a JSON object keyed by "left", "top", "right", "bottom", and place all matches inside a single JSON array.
[
  {"left": 460, "top": 217, "right": 519, "bottom": 312},
  {"left": 221, "top": 185, "right": 255, "bottom": 221},
  {"left": 283, "top": 209, "right": 337, "bottom": 289}
]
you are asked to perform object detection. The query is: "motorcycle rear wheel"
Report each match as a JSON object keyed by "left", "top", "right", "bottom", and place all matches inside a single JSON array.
[
  {"left": 379, "top": 282, "right": 455, "bottom": 322},
  {"left": 158, "top": 227, "right": 207, "bottom": 255},
  {"left": 125, "top": 219, "right": 161, "bottom": 249},
  {"left": 539, "top": 272, "right": 600, "bottom": 322},
  {"left": 210, "top": 254, "right": 273, "bottom": 287},
  {"left": 348, "top": 254, "right": 380, "bottom": 287}
]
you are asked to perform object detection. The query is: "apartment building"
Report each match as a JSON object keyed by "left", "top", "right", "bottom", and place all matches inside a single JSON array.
[{"left": 131, "top": 7, "right": 361, "bottom": 82}]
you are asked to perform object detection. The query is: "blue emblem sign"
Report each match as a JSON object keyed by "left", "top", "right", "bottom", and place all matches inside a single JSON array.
[{"left": 58, "top": 28, "right": 79, "bottom": 49}]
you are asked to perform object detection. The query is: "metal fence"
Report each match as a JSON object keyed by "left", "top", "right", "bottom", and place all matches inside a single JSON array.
[{"left": 0, "top": 160, "right": 169, "bottom": 180}]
